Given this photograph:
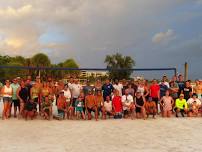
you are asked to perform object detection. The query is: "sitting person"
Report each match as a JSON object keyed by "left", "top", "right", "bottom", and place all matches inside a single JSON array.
[
  {"left": 134, "top": 91, "right": 146, "bottom": 119},
  {"left": 187, "top": 93, "right": 201, "bottom": 117},
  {"left": 121, "top": 90, "right": 135, "bottom": 119},
  {"left": 75, "top": 96, "right": 85, "bottom": 120},
  {"left": 54, "top": 91, "right": 67, "bottom": 120},
  {"left": 85, "top": 90, "right": 98, "bottom": 121},
  {"left": 174, "top": 94, "right": 188, "bottom": 117},
  {"left": 160, "top": 90, "right": 174, "bottom": 118},
  {"left": 103, "top": 96, "right": 113, "bottom": 119},
  {"left": 112, "top": 90, "right": 123, "bottom": 119},
  {"left": 24, "top": 99, "right": 37, "bottom": 120},
  {"left": 41, "top": 96, "right": 52, "bottom": 120},
  {"left": 144, "top": 97, "right": 157, "bottom": 118}
]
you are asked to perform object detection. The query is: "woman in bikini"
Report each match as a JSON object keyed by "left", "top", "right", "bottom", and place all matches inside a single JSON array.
[{"left": 160, "top": 90, "right": 174, "bottom": 118}]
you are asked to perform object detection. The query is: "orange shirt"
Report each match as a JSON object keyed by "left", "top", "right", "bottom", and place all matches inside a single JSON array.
[
  {"left": 85, "top": 95, "right": 96, "bottom": 108},
  {"left": 57, "top": 96, "right": 66, "bottom": 110}
]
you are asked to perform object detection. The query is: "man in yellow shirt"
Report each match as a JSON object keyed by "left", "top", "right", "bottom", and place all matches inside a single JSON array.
[{"left": 174, "top": 94, "right": 188, "bottom": 117}]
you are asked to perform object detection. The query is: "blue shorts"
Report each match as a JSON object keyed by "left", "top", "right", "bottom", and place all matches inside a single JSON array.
[{"left": 3, "top": 97, "right": 12, "bottom": 103}]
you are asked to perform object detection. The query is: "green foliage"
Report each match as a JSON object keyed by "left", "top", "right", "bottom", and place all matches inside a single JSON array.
[
  {"left": 62, "top": 58, "right": 80, "bottom": 76},
  {"left": 0, "top": 53, "right": 80, "bottom": 80},
  {"left": 105, "top": 53, "right": 135, "bottom": 80}
]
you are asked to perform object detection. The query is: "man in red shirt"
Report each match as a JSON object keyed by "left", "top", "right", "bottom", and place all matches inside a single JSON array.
[
  {"left": 112, "top": 90, "right": 123, "bottom": 119},
  {"left": 149, "top": 79, "right": 160, "bottom": 112}
]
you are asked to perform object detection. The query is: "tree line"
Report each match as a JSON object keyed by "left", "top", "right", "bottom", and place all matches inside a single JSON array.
[{"left": 0, "top": 52, "right": 135, "bottom": 81}]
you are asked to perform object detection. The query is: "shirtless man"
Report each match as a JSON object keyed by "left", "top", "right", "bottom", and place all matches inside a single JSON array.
[
  {"left": 85, "top": 90, "right": 98, "bottom": 121},
  {"left": 193, "top": 80, "right": 202, "bottom": 100}
]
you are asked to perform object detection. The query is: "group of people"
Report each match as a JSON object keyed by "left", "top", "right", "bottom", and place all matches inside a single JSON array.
[{"left": 0, "top": 74, "right": 201, "bottom": 121}]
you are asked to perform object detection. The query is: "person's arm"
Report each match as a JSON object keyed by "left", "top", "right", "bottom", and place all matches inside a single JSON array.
[
  {"left": 17, "top": 87, "right": 23, "bottom": 102},
  {"left": 171, "top": 97, "right": 174, "bottom": 106},
  {"left": 142, "top": 96, "right": 146, "bottom": 107},
  {"left": 144, "top": 87, "right": 149, "bottom": 97},
  {"left": 1, "top": 87, "right": 4, "bottom": 96},
  {"left": 184, "top": 100, "right": 188, "bottom": 109},
  {"left": 159, "top": 97, "right": 164, "bottom": 107}
]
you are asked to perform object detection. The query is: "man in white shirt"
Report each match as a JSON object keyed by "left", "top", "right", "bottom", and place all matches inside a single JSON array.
[
  {"left": 113, "top": 79, "right": 123, "bottom": 96},
  {"left": 69, "top": 79, "right": 82, "bottom": 107},
  {"left": 122, "top": 90, "right": 134, "bottom": 118}
]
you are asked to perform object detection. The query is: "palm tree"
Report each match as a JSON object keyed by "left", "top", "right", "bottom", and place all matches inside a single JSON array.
[
  {"left": 105, "top": 53, "right": 135, "bottom": 80},
  {"left": 31, "top": 53, "right": 51, "bottom": 78}
]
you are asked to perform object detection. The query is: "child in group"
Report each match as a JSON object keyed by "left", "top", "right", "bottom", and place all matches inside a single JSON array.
[
  {"left": 112, "top": 90, "right": 123, "bottom": 119},
  {"left": 144, "top": 97, "right": 157, "bottom": 118},
  {"left": 103, "top": 96, "right": 113, "bottom": 119},
  {"left": 75, "top": 96, "right": 85, "bottom": 120},
  {"left": 41, "top": 96, "right": 52, "bottom": 120},
  {"left": 24, "top": 99, "right": 37, "bottom": 120}
]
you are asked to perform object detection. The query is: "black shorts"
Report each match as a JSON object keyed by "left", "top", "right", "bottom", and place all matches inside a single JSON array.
[
  {"left": 87, "top": 107, "right": 95, "bottom": 113},
  {"left": 174, "top": 107, "right": 185, "bottom": 113},
  {"left": 72, "top": 98, "right": 77, "bottom": 107},
  {"left": 44, "top": 109, "right": 50, "bottom": 115},
  {"left": 152, "top": 97, "right": 159, "bottom": 106},
  {"left": 124, "top": 110, "right": 129, "bottom": 115},
  {"left": 136, "top": 107, "right": 141, "bottom": 113},
  {"left": 13, "top": 99, "right": 20, "bottom": 107}
]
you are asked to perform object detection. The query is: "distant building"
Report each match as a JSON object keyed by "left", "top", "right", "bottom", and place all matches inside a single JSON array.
[{"left": 80, "top": 70, "right": 108, "bottom": 78}]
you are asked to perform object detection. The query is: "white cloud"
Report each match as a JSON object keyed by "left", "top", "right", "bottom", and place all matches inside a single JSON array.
[{"left": 152, "top": 29, "right": 176, "bottom": 44}]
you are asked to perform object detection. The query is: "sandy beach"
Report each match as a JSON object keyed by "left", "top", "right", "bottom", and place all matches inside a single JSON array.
[{"left": 0, "top": 116, "right": 202, "bottom": 152}]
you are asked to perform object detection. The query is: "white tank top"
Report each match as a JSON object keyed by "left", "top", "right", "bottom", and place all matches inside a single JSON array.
[
  {"left": 137, "top": 86, "right": 145, "bottom": 96},
  {"left": 3, "top": 86, "right": 12, "bottom": 97}
]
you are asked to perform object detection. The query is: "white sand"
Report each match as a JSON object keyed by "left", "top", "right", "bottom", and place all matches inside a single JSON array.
[{"left": 0, "top": 101, "right": 202, "bottom": 152}]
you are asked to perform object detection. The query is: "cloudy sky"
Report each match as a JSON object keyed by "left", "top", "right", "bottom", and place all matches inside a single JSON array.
[{"left": 0, "top": 0, "right": 202, "bottom": 79}]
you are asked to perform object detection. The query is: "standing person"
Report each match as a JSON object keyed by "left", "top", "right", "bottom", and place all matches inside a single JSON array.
[
  {"left": 69, "top": 79, "right": 82, "bottom": 110},
  {"left": 75, "top": 95, "right": 85, "bottom": 120},
  {"left": 182, "top": 81, "right": 192, "bottom": 101},
  {"left": 1, "top": 80, "right": 13, "bottom": 119},
  {"left": 126, "top": 83, "right": 135, "bottom": 97},
  {"left": 137, "top": 80, "right": 149, "bottom": 97},
  {"left": 174, "top": 94, "right": 188, "bottom": 117},
  {"left": 25, "top": 76, "right": 32, "bottom": 100},
  {"left": 121, "top": 90, "right": 134, "bottom": 119},
  {"left": 169, "top": 81, "right": 179, "bottom": 101},
  {"left": 134, "top": 91, "right": 146, "bottom": 119},
  {"left": 160, "top": 90, "right": 174, "bottom": 117},
  {"left": 113, "top": 79, "right": 123, "bottom": 97},
  {"left": 177, "top": 74, "right": 185, "bottom": 96},
  {"left": 94, "top": 79, "right": 102, "bottom": 93},
  {"left": 63, "top": 84, "right": 72, "bottom": 119},
  {"left": 150, "top": 79, "right": 160, "bottom": 112},
  {"left": 85, "top": 90, "right": 98, "bottom": 121},
  {"left": 83, "top": 80, "right": 94, "bottom": 96},
  {"left": 193, "top": 80, "right": 202, "bottom": 100},
  {"left": 30, "top": 82, "right": 40, "bottom": 112},
  {"left": 112, "top": 90, "right": 123, "bottom": 119},
  {"left": 95, "top": 90, "right": 104, "bottom": 119},
  {"left": 10, "top": 78, "right": 20, "bottom": 117},
  {"left": 160, "top": 75, "right": 170, "bottom": 88},
  {"left": 17, "top": 81, "right": 29, "bottom": 118},
  {"left": 102, "top": 79, "right": 114, "bottom": 101}
]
